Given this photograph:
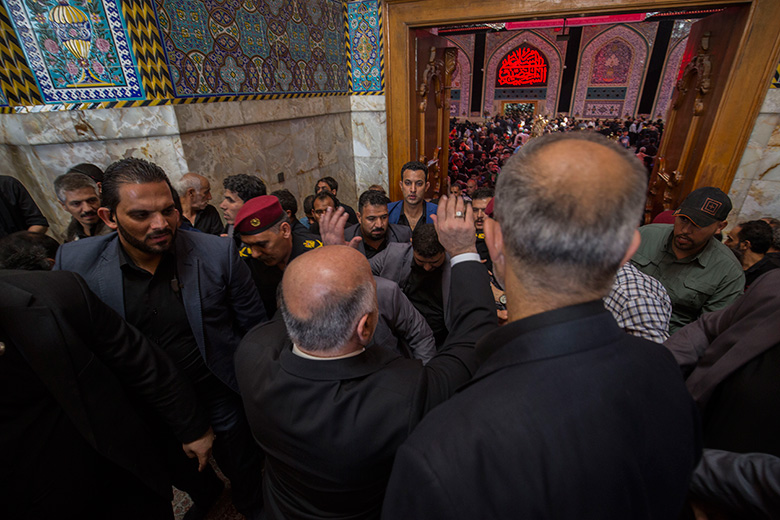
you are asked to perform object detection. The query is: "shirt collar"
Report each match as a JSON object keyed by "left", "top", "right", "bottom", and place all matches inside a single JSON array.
[{"left": 292, "top": 344, "right": 365, "bottom": 360}]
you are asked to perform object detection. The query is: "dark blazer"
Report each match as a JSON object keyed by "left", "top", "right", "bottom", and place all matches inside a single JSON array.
[
  {"left": 0, "top": 270, "right": 209, "bottom": 498},
  {"left": 373, "top": 275, "right": 436, "bottom": 364},
  {"left": 344, "top": 223, "right": 412, "bottom": 258},
  {"left": 53, "top": 230, "right": 266, "bottom": 392},
  {"left": 383, "top": 301, "right": 702, "bottom": 520},
  {"left": 369, "top": 242, "right": 453, "bottom": 327},
  {"left": 234, "top": 260, "right": 497, "bottom": 520}
]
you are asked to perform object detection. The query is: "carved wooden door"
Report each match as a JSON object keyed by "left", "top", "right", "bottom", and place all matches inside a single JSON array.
[
  {"left": 409, "top": 30, "right": 457, "bottom": 199},
  {"left": 645, "top": 5, "right": 750, "bottom": 223}
]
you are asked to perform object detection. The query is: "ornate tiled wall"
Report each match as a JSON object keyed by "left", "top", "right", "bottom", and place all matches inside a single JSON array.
[
  {"left": 652, "top": 36, "right": 688, "bottom": 119},
  {"left": 483, "top": 30, "right": 566, "bottom": 116},
  {"left": 572, "top": 23, "right": 655, "bottom": 118},
  {"left": 0, "top": 0, "right": 388, "bottom": 110},
  {"left": 347, "top": 0, "right": 382, "bottom": 93}
]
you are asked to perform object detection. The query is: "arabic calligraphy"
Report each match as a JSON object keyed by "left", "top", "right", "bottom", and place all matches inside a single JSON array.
[{"left": 497, "top": 47, "right": 548, "bottom": 87}]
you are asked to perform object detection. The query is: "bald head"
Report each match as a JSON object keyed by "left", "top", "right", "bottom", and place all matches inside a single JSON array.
[
  {"left": 280, "top": 246, "right": 377, "bottom": 353},
  {"left": 495, "top": 132, "right": 646, "bottom": 296}
]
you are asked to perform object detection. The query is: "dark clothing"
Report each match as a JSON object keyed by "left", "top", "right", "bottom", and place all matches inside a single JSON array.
[
  {"left": 0, "top": 175, "right": 49, "bottom": 238},
  {"left": 404, "top": 264, "right": 447, "bottom": 346},
  {"left": 703, "top": 341, "right": 780, "bottom": 457},
  {"left": 119, "top": 248, "right": 210, "bottom": 384},
  {"left": 384, "top": 301, "right": 702, "bottom": 520},
  {"left": 475, "top": 231, "right": 491, "bottom": 272},
  {"left": 53, "top": 230, "right": 266, "bottom": 516},
  {"left": 396, "top": 211, "right": 426, "bottom": 231},
  {"left": 65, "top": 217, "right": 111, "bottom": 242},
  {"left": 246, "top": 228, "right": 321, "bottom": 318},
  {"left": 193, "top": 204, "right": 224, "bottom": 235},
  {"left": 235, "top": 260, "right": 497, "bottom": 520},
  {"left": 340, "top": 202, "right": 359, "bottom": 226},
  {"left": 344, "top": 222, "right": 412, "bottom": 259},
  {"left": 0, "top": 270, "right": 209, "bottom": 518},
  {"left": 744, "top": 254, "right": 780, "bottom": 289},
  {"left": 666, "top": 270, "right": 780, "bottom": 454}
]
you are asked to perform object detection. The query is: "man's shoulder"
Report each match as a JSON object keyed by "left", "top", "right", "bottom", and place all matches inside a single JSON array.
[
  {"left": 702, "top": 238, "right": 744, "bottom": 273},
  {"left": 638, "top": 223, "right": 672, "bottom": 242},
  {"left": 387, "top": 200, "right": 403, "bottom": 212},
  {"left": 58, "top": 232, "right": 117, "bottom": 262},
  {"left": 614, "top": 262, "right": 669, "bottom": 299},
  {"left": 388, "top": 223, "right": 412, "bottom": 242}
]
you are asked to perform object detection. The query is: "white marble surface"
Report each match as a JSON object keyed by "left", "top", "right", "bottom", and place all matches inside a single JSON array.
[
  {"left": 349, "top": 95, "right": 388, "bottom": 194},
  {"left": 350, "top": 95, "right": 385, "bottom": 112},
  {"left": 729, "top": 89, "right": 780, "bottom": 222}
]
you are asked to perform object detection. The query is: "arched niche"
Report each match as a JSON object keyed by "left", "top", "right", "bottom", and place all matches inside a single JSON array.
[
  {"left": 484, "top": 31, "right": 562, "bottom": 116},
  {"left": 573, "top": 25, "right": 650, "bottom": 117}
]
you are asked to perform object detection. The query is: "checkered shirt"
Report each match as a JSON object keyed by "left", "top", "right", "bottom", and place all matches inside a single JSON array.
[{"left": 604, "top": 262, "right": 672, "bottom": 343}]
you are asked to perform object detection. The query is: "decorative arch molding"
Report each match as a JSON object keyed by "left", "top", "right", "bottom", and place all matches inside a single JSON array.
[
  {"left": 443, "top": 35, "right": 473, "bottom": 117},
  {"left": 652, "top": 37, "right": 689, "bottom": 119},
  {"left": 573, "top": 24, "right": 650, "bottom": 117},
  {"left": 484, "top": 30, "right": 562, "bottom": 115}
]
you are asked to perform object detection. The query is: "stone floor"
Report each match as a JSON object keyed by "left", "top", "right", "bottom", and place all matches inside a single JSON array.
[{"left": 172, "top": 460, "right": 243, "bottom": 520}]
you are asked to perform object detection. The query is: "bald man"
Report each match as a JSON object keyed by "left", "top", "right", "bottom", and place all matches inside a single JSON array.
[
  {"left": 234, "top": 197, "right": 497, "bottom": 520},
  {"left": 384, "top": 133, "right": 701, "bottom": 519},
  {"left": 175, "top": 173, "right": 223, "bottom": 235}
]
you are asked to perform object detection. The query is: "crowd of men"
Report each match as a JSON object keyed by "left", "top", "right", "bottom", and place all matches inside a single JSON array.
[{"left": 1, "top": 127, "right": 780, "bottom": 520}]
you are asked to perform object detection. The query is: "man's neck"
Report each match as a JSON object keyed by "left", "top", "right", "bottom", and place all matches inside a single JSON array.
[
  {"left": 403, "top": 201, "right": 424, "bottom": 222},
  {"left": 79, "top": 221, "right": 94, "bottom": 237},
  {"left": 361, "top": 233, "right": 386, "bottom": 250},
  {"left": 671, "top": 241, "right": 708, "bottom": 260},
  {"left": 742, "top": 250, "right": 764, "bottom": 270},
  {"left": 181, "top": 200, "right": 196, "bottom": 223},
  {"left": 120, "top": 239, "right": 164, "bottom": 274}
]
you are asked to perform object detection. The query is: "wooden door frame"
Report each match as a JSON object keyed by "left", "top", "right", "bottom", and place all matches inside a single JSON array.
[{"left": 384, "top": 0, "right": 780, "bottom": 201}]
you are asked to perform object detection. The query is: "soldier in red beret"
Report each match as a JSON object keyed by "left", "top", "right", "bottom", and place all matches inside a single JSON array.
[{"left": 235, "top": 195, "right": 321, "bottom": 317}]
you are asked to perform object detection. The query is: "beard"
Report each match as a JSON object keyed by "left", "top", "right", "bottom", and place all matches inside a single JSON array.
[{"left": 116, "top": 217, "right": 175, "bottom": 255}]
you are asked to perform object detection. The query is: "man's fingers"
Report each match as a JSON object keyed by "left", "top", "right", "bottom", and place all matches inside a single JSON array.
[{"left": 347, "top": 236, "right": 363, "bottom": 250}]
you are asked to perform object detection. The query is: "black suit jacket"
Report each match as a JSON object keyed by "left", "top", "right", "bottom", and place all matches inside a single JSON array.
[
  {"left": 235, "top": 260, "right": 497, "bottom": 520},
  {"left": 383, "top": 301, "right": 702, "bottom": 519},
  {"left": 0, "top": 270, "right": 209, "bottom": 498}
]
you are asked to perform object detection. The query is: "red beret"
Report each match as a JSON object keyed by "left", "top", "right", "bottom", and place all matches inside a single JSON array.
[{"left": 234, "top": 195, "right": 284, "bottom": 235}]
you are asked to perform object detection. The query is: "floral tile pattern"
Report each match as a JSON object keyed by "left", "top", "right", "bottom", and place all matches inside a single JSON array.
[
  {"left": 347, "top": 0, "right": 381, "bottom": 93},
  {"left": 4, "top": 0, "right": 143, "bottom": 103},
  {"left": 153, "top": 0, "right": 348, "bottom": 97}
]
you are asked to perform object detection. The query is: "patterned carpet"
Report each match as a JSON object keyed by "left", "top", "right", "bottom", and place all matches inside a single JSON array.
[{"left": 172, "top": 460, "right": 244, "bottom": 520}]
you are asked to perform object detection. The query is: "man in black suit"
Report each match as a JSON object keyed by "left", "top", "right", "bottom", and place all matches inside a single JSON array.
[
  {"left": 344, "top": 190, "right": 411, "bottom": 259},
  {"left": 383, "top": 132, "right": 701, "bottom": 519},
  {"left": 235, "top": 196, "right": 497, "bottom": 519},
  {"left": 0, "top": 270, "right": 214, "bottom": 519}
]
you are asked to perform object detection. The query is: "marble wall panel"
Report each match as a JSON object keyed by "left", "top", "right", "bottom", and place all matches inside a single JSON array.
[
  {"left": 653, "top": 37, "right": 687, "bottom": 119},
  {"left": 729, "top": 90, "right": 780, "bottom": 223},
  {"left": 349, "top": 94, "right": 387, "bottom": 193},
  {"left": 443, "top": 34, "right": 474, "bottom": 117}
]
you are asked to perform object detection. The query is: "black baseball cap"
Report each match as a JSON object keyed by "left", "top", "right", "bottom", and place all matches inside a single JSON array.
[{"left": 673, "top": 187, "right": 731, "bottom": 227}]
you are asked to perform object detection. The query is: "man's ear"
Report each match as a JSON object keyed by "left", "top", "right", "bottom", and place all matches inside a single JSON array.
[
  {"left": 425, "top": 182, "right": 430, "bottom": 193},
  {"left": 356, "top": 312, "right": 374, "bottom": 346},
  {"left": 619, "top": 229, "right": 641, "bottom": 266},
  {"left": 484, "top": 217, "right": 505, "bottom": 274},
  {"left": 717, "top": 221, "right": 728, "bottom": 233},
  {"left": 356, "top": 211, "right": 362, "bottom": 224},
  {"left": 280, "top": 221, "right": 292, "bottom": 238},
  {"left": 740, "top": 240, "right": 751, "bottom": 252},
  {"left": 98, "top": 207, "right": 117, "bottom": 230}
]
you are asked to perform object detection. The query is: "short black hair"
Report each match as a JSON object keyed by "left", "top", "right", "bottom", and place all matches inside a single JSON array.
[
  {"left": 303, "top": 194, "right": 316, "bottom": 215},
  {"left": 314, "top": 191, "right": 337, "bottom": 207},
  {"left": 0, "top": 231, "right": 60, "bottom": 270},
  {"left": 315, "top": 176, "right": 338, "bottom": 193},
  {"left": 223, "top": 174, "right": 267, "bottom": 203},
  {"left": 67, "top": 163, "right": 104, "bottom": 184},
  {"left": 102, "top": 158, "right": 170, "bottom": 214},
  {"left": 272, "top": 189, "right": 298, "bottom": 217},
  {"left": 738, "top": 220, "right": 773, "bottom": 254},
  {"left": 401, "top": 161, "right": 428, "bottom": 178},
  {"left": 358, "top": 190, "right": 390, "bottom": 212},
  {"left": 471, "top": 187, "right": 494, "bottom": 201},
  {"left": 412, "top": 223, "right": 444, "bottom": 258}
]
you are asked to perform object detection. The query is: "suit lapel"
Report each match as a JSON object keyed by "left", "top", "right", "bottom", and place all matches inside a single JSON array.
[
  {"left": 176, "top": 234, "right": 206, "bottom": 358},
  {"left": 97, "top": 238, "right": 125, "bottom": 317}
]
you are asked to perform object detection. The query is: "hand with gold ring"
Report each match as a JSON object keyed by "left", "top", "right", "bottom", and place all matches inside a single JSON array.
[{"left": 432, "top": 195, "right": 477, "bottom": 256}]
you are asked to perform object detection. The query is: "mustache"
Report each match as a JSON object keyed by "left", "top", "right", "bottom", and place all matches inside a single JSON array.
[
  {"left": 148, "top": 230, "right": 172, "bottom": 239},
  {"left": 80, "top": 211, "right": 97, "bottom": 218}
]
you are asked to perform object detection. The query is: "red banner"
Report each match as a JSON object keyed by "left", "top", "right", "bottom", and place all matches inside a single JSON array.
[{"left": 497, "top": 47, "right": 548, "bottom": 87}]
